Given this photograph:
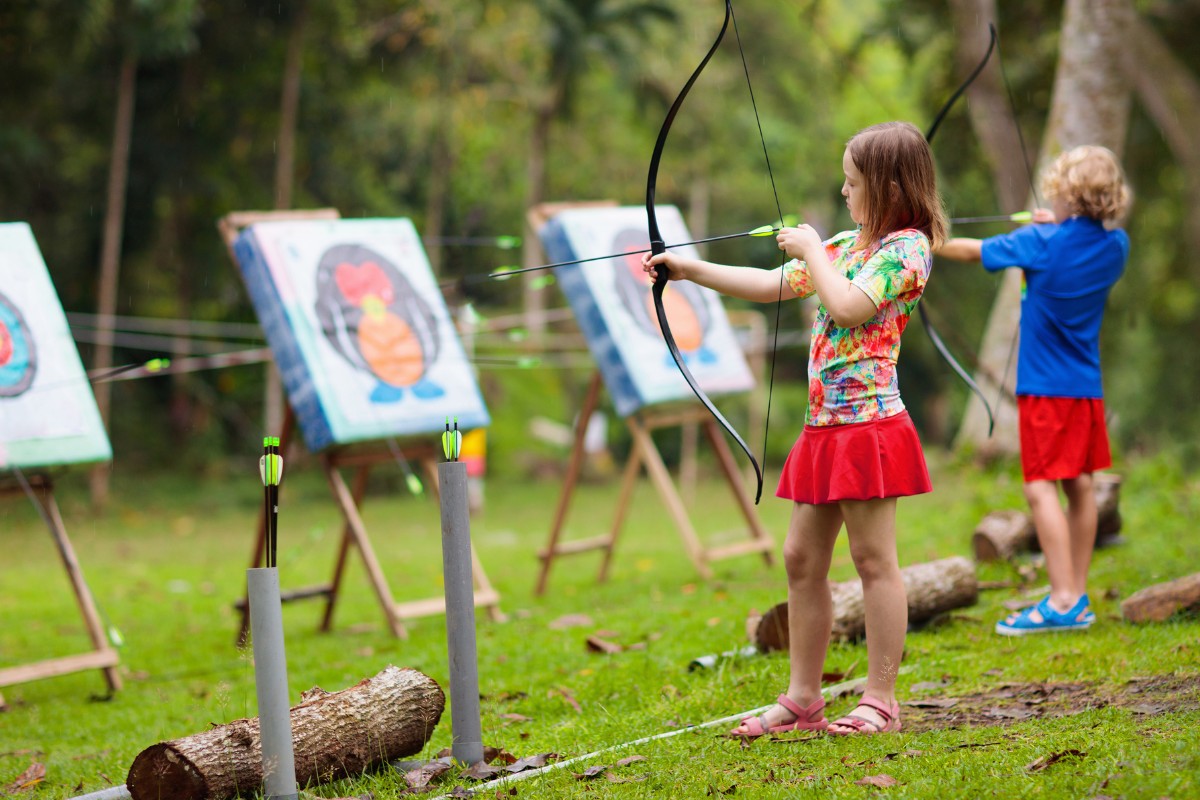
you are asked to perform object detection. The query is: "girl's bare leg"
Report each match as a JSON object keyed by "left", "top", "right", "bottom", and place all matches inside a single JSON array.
[
  {"left": 730, "top": 501, "right": 841, "bottom": 733},
  {"left": 828, "top": 497, "right": 904, "bottom": 732}
]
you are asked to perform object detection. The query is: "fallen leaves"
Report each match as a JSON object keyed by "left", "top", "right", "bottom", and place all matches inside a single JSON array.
[
  {"left": 1026, "top": 749, "right": 1087, "bottom": 772},
  {"left": 548, "top": 686, "right": 581, "bottom": 713},
  {"left": 2, "top": 761, "right": 46, "bottom": 794},
  {"left": 855, "top": 773, "right": 899, "bottom": 787}
]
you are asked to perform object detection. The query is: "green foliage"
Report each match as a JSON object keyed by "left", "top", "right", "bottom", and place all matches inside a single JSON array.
[{"left": 0, "top": 0, "right": 1197, "bottom": 465}]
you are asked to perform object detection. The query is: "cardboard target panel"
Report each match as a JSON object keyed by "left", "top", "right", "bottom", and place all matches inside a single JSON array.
[
  {"left": 539, "top": 205, "right": 754, "bottom": 418},
  {"left": 233, "top": 218, "right": 489, "bottom": 452},
  {"left": 0, "top": 222, "right": 112, "bottom": 468}
]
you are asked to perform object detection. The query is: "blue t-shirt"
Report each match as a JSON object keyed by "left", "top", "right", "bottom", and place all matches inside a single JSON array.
[{"left": 980, "top": 217, "right": 1128, "bottom": 398}]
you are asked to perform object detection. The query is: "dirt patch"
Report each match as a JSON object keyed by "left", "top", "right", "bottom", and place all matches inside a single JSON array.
[{"left": 899, "top": 674, "right": 1200, "bottom": 732}]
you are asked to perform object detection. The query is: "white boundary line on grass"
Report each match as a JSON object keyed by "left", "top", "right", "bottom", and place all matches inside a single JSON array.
[{"left": 427, "top": 671, "right": 906, "bottom": 799}]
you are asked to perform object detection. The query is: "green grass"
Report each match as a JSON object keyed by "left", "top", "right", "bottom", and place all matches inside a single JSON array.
[{"left": 2, "top": 449, "right": 1199, "bottom": 799}]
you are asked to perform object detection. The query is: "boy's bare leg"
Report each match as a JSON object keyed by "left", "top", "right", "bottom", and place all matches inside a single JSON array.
[
  {"left": 1024, "top": 479, "right": 1078, "bottom": 612},
  {"left": 831, "top": 497, "right": 904, "bottom": 730},
  {"left": 1060, "top": 472, "right": 1097, "bottom": 596}
]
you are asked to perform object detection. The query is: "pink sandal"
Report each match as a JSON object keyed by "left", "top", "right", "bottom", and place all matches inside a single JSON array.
[
  {"left": 730, "top": 694, "right": 828, "bottom": 739},
  {"left": 827, "top": 695, "right": 901, "bottom": 735}
]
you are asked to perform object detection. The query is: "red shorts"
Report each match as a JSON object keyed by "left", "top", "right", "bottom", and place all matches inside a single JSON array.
[
  {"left": 776, "top": 410, "right": 932, "bottom": 505},
  {"left": 1017, "top": 395, "right": 1112, "bottom": 482}
]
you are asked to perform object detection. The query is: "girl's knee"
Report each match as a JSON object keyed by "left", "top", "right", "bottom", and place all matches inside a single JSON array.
[
  {"left": 783, "top": 540, "right": 829, "bottom": 584},
  {"left": 847, "top": 545, "right": 899, "bottom": 585}
]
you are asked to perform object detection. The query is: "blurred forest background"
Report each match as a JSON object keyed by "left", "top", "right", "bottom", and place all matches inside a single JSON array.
[{"left": 2, "top": 0, "right": 1197, "bottom": 488}]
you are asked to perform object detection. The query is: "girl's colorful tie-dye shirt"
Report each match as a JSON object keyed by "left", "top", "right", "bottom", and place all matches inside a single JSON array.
[{"left": 783, "top": 229, "right": 931, "bottom": 426}]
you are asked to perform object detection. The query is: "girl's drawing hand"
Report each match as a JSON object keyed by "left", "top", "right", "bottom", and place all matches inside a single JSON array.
[
  {"left": 642, "top": 250, "right": 686, "bottom": 282},
  {"left": 776, "top": 225, "right": 822, "bottom": 262},
  {"left": 1031, "top": 207, "right": 1056, "bottom": 224}
]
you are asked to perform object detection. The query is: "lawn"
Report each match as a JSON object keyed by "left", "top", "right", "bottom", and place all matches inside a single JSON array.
[{"left": 1, "top": 448, "right": 1199, "bottom": 799}]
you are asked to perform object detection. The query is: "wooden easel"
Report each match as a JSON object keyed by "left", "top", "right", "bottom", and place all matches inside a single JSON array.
[
  {"left": 535, "top": 372, "right": 775, "bottom": 595},
  {"left": 232, "top": 407, "right": 503, "bottom": 644},
  {"left": 220, "top": 210, "right": 502, "bottom": 643},
  {"left": 0, "top": 473, "right": 121, "bottom": 708}
]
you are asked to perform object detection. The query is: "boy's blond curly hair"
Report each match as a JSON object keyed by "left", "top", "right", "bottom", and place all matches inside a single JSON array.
[{"left": 1040, "top": 145, "right": 1131, "bottom": 223}]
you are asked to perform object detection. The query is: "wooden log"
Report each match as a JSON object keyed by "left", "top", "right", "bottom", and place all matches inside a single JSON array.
[
  {"left": 751, "top": 556, "right": 978, "bottom": 649},
  {"left": 972, "top": 509, "right": 1035, "bottom": 562},
  {"left": 1121, "top": 573, "right": 1200, "bottom": 623},
  {"left": 1094, "top": 472, "right": 1123, "bottom": 545},
  {"left": 972, "top": 473, "right": 1124, "bottom": 561},
  {"left": 127, "top": 665, "right": 444, "bottom": 800}
]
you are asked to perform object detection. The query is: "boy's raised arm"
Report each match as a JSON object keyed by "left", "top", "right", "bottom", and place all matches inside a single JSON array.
[{"left": 936, "top": 237, "right": 984, "bottom": 262}]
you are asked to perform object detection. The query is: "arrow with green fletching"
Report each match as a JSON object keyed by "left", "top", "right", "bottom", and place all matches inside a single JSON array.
[
  {"left": 442, "top": 417, "right": 462, "bottom": 462},
  {"left": 949, "top": 211, "right": 1034, "bottom": 225},
  {"left": 487, "top": 219, "right": 795, "bottom": 281}
]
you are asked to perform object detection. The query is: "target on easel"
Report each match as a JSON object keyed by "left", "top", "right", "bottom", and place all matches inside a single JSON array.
[
  {"left": 0, "top": 221, "right": 119, "bottom": 704},
  {"left": 0, "top": 291, "right": 37, "bottom": 398}
]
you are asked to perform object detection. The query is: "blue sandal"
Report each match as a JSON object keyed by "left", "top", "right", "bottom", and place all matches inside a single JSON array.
[{"left": 995, "top": 594, "right": 1094, "bottom": 636}]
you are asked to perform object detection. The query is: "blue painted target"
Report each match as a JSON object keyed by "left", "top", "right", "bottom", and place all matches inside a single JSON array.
[{"left": 0, "top": 290, "right": 36, "bottom": 397}]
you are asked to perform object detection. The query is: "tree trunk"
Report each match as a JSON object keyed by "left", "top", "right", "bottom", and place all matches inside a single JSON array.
[
  {"left": 972, "top": 473, "right": 1123, "bottom": 561},
  {"left": 261, "top": 0, "right": 309, "bottom": 438},
  {"left": 89, "top": 50, "right": 139, "bottom": 510},
  {"left": 1122, "top": 11, "right": 1200, "bottom": 273},
  {"left": 956, "top": 0, "right": 1134, "bottom": 454},
  {"left": 521, "top": 101, "right": 554, "bottom": 342},
  {"left": 274, "top": 0, "right": 306, "bottom": 211},
  {"left": 126, "top": 666, "right": 444, "bottom": 800},
  {"left": 1121, "top": 573, "right": 1200, "bottom": 623},
  {"left": 750, "top": 556, "right": 978, "bottom": 649},
  {"left": 424, "top": 48, "right": 456, "bottom": 275}
]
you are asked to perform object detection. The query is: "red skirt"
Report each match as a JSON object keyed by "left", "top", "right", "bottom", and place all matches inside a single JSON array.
[
  {"left": 1018, "top": 395, "right": 1111, "bottom": 482},
  {"left": 776, "top": 410, "right": 932, "bottom": 505}
]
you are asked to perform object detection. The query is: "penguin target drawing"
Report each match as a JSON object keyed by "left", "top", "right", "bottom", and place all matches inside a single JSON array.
[
  {"left": 232, "top": 218, "right": 489, "bottom": 452},
  {"left": 315, "top": 244, "right": 444, "bottom": 403}
]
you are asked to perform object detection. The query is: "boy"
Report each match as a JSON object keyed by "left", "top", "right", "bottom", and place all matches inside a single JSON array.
[{"left": 938, "top": 145, "right": 1131, "bottom": 634}]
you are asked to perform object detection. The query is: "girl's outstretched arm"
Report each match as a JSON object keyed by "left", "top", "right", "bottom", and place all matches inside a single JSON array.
[
  {"left": 937, "top": 238, "right": 983, "bottom": 262},
  {"left": 642, "top": 251, "right": 789, "bottom": 304},
  {"left": 777, "top": 225, "right": 877, "bottom": 328}
]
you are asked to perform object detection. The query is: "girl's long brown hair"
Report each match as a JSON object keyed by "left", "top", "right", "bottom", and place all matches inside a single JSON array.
[{"left": 846, "top": 122, "right": 947, "bottom": 250}]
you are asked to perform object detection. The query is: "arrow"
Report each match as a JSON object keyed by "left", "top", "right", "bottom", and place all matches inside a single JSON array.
[
  {"left": 259, "top": 436, "right": 284, "bottom": 568},
  {"left": 949, "top": 211, "right": 1034, "bottom": 225},
  {"left": 487, "top": 221, "right": 791, "bottom": 281},
  {"left": 425, "top": 235, "right": 522, "bottom": 249}
]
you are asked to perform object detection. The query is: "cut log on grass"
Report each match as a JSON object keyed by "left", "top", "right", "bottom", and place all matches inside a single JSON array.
[
  {"left": 1120, "top": 573, "right": 1200, "bottom": 623},
  {"left": 126, "top": 665, "right": 443, "bottom": 800},
  {"left": 971, "top": 509, "right": 1035, "bottom": 562},
  {"left": 972, "top": 473, "right": 1123, "bottom": 561},
  {"left": 1094, "top": 472, "right": 1123, "bottom": 545},
  {"left": 751, "top": 556, "right": 978, "bottom": 649}
]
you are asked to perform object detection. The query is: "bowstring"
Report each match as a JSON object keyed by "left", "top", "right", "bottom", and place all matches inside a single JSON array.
[{"left": 728, "top": 1, "right": 787, "bottom": 485}]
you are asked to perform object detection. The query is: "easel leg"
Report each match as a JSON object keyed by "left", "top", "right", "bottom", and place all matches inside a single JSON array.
[
  {"left": 323, "top": 456, "right": 407, "bottom": 638},
  {"left": 703, "top": 419, "right": 776, "bottom": 566},
  {"left": 626, "top": 415, "right": 713, "bottom": 579},
  {"left": 597, "top": 434, "right": 644, "bottom": 583},
  {"left": 320, "top": 464, "right": 370, "bottom": 632},
  {"left": 535, "top": 371, "right": 602, "bottom": 596},
  {"left": 36, "top": 482, "right": 122, "bottom": 694}
]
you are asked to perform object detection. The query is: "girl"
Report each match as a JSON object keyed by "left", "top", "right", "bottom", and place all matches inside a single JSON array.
[{"left": 644, "top": 121, "right": 945, "bottom": 736}]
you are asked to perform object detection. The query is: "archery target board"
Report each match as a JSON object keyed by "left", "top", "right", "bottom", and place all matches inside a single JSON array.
[
  {"left": 0, "top": 222, "right": 112, "bottom": 468},
  {"left": 233, "top": 218, "right": 489, "bottom": 452},
  {"left": 540, "top": 205, "right": 754, "bottom": 418}
]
